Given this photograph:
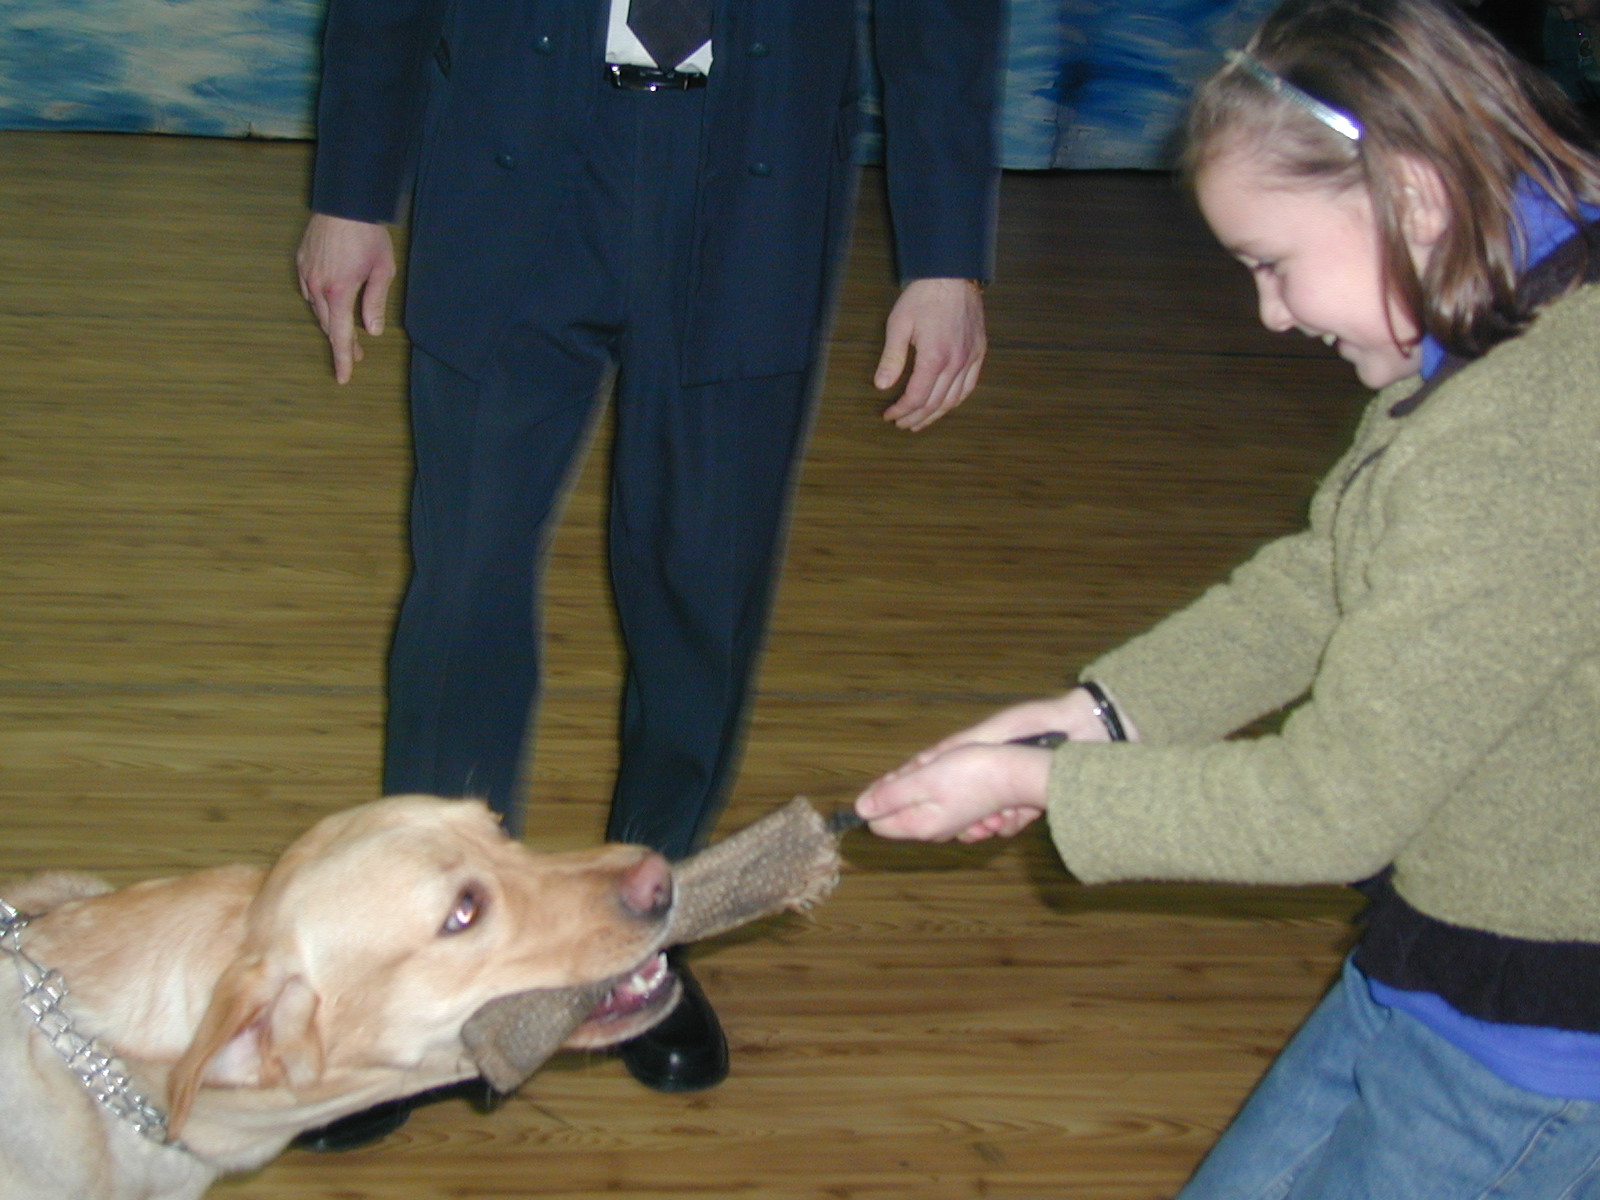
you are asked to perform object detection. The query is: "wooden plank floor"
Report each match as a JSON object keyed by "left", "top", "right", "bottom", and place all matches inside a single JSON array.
[{"left": 0, "top": 131, "right": 1368, "bottom": 1199}]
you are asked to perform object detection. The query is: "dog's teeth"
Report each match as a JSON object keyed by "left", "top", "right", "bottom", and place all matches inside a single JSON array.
[{"left": 615, "top": 953, "right": 669, "bottom": 1001}]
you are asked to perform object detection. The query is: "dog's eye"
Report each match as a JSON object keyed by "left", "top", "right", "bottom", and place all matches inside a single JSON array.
[{"left": 442, "top": 886, "right": 486, "bottom": 935}]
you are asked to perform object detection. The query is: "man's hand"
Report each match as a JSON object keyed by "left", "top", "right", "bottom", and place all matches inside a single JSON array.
[
  {"left": 296, "top": 214, "right": 396, "bottom": 384},
  {"left": 874, "top": 276, "right": 987, "bottom": 431}
]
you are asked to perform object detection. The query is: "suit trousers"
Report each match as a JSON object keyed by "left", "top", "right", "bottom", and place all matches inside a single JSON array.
[{"left": 383, "top": 74, "right": 817, "bottom": 854}]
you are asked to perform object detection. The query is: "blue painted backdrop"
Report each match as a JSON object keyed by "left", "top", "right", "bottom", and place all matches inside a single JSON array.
[
  {"left": 0, "top": 0, "right": 321, "bottom": 138},
  {"left": 0, "top": 0, "right": 1272, "bottom": 167},
  {"left": 1000, "top": 0, "right": 1276, "bottom": 167}
]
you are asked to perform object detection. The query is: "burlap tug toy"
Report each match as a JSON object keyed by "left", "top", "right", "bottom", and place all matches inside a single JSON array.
[{"left": 463, "top": 796, "right": 845, "bottom": 1092}]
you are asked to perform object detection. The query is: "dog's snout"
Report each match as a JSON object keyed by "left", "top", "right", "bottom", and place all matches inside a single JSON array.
[{"left": 618, "top": 851, "right": 673, "bottom": 920}]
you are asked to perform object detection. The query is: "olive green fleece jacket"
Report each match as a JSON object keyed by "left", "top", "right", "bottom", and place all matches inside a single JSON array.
[{"left": 1049, "top": 279, "right": 1600, "bottom": 944}]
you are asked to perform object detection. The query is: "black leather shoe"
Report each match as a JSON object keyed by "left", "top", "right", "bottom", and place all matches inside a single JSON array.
[
  {"left": 459, "top": 1076, "right": 509, "bottom": 1114},
  {"left": 290, "top": 1079, "right": 505, "bottom": 1152},
  {"left": 617, "top": 961, "right": 729, "bottom": 1093},
  {"left": 290, "top": 1097, "right": 414, "bottom": 1152}
]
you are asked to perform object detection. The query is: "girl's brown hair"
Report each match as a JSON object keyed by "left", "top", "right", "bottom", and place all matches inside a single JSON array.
[{"left": 1183, "top": 0, "right": 1600, "bottom": 358}]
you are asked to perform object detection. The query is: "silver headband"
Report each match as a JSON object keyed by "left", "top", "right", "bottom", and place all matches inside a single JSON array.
[{"left": 1225, "top": 49, "right": 1363, "bottom": 142}]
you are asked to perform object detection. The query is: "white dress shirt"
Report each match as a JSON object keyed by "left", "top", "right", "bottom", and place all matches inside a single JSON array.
[{"left": 605, "top": 0, "right": 714, "bottom": 74}]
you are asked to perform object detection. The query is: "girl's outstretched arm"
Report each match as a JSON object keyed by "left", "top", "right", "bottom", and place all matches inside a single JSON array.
[{"left": 855, "top": 688, "right": 1136, "bottom": 842}]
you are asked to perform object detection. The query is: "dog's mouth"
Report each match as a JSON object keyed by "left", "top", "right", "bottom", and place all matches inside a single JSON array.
[{"left": 565, "top": 951, "right": 681, "bottom": 1048}]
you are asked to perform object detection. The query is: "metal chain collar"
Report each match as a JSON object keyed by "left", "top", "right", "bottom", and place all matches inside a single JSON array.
[{"left": 0, "top": 897, "right": 174, "bottom": 1145}]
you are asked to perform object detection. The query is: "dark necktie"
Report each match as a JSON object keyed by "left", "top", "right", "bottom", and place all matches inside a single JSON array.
[{"left": 627, "top": 0, "right": 712, "bottom": 71}]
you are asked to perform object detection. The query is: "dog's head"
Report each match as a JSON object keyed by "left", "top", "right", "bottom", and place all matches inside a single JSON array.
[{"left": 165, "top": 797, "right": 677, "bottom": 1132}]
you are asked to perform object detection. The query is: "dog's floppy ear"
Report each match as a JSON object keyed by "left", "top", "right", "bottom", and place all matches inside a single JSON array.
[{"left": 166, "top": 952, "right": 325, "bottom": 1135}]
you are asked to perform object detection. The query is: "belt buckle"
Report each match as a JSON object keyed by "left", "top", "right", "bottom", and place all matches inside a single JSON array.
[{"left": 607, "top": 63, "right": 706, "bottom": 91}]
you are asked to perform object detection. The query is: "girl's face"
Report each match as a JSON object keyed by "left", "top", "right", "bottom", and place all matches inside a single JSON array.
[{"left": 1196, "top": 147, "right": 1424, "bottom": 389}]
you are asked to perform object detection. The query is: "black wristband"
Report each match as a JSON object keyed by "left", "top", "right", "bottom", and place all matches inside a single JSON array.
[{"left": 1078, "top": 680, "right": 1128, "bottom": 742}]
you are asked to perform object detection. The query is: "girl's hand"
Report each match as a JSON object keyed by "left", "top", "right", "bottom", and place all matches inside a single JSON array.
[
  {"left": 854, "top": 741, "right": 1052, "bottom": 843},
  {"left": 913, "top": 687, "right": 1131, "bottom": 761},
  {"left": 852, "top": 688, "right": 1138, "bottom": 842}
]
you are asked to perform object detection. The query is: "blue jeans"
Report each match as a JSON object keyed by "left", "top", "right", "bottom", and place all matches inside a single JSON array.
[{"left": 1178, "top": 957, "right": 1600, "bottom": 1200}]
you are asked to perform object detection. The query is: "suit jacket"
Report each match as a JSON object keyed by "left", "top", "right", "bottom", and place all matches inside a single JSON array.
[{"left": 310, "top": 0, "right": 1000, "bottom": 383}]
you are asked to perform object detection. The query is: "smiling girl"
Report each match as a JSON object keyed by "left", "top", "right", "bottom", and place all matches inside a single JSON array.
[{"left": 854, "top": 0, "right": 1600, "bottom": 1195}]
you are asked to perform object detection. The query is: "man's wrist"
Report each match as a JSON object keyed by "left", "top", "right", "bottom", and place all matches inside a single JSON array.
[{"left": 903, "top": 276, "right": 986, "bottom": 293}]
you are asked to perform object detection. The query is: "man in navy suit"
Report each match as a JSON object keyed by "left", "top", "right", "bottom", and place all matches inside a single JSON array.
[{"left": 295, "top": 0, "right": 999, "bottom": 1137}]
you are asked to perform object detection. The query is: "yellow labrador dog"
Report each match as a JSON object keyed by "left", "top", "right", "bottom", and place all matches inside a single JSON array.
[{"left": 0, "top": 796, "right": 680, "bottom": 1200}]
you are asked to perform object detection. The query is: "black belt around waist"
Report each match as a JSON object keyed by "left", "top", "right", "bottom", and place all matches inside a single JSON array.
[{"left": 607, "top": 63, "right": 708, "bottom": 90}]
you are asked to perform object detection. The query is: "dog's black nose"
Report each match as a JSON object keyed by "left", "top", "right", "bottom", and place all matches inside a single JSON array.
[{"left": 618, "top": 851, "right": 674, "bottom": 919}]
